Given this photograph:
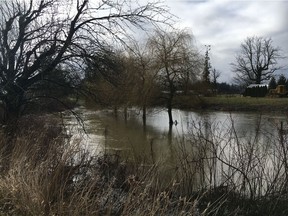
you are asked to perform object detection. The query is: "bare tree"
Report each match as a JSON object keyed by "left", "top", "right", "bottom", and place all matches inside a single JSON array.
[
  {"left": 232, "top": 36, "right": 283, "bottom": 85},
  {"left": 125, "top": 41, "right": 160, "bottom": 127},
  {"left": 84, "top": 48, "right": 128, "bottom": 116},
  {"left": 211, "top": 68, "right": 221, "bottom": 92},
  {"left": 0, "top": 0, "right": 170, "bottom": 123},
  {"left": 148, "top": 29, "right": 201, "bottom": 126}
]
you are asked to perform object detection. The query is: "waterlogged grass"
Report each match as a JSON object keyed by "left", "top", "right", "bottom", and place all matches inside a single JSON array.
[{"left": 1, "top": 113, "right": 288, "bottom": 215}]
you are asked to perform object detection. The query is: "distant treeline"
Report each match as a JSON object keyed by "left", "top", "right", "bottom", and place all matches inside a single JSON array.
[{"left": 216, "top": 82, "right": 243, "bottom": 94}]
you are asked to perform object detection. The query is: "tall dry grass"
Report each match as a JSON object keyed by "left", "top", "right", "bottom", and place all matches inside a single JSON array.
[
  {"left": 170, "top": 114, "right": 288, "bottom": 215},
  {"left": 1, "top": 112, "right": 288, "bottom": 215},
  {"left": 0, "top": 114, "right": 203, "bottom": 216}
]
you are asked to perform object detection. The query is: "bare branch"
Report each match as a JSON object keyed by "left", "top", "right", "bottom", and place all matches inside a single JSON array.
[
  {"left": 232, "top": 36, "right": 283, "bottom": 85},
  {"left": 0, "top": 0, "right": 172, "bottom": 123}
]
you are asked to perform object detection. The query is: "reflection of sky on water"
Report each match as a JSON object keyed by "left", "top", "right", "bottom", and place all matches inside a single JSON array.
[
  {"left": 65, "top": 106, "right": 288, "bottom": 159},
  {"left": 137, "top": 109, "right": 287, "bottom": 139},
  {"left": 70, "top": 106, "right": 286, "bottom": 136},
  {"left": 63, "top": 107, "right": 288, "bottom": 190}
]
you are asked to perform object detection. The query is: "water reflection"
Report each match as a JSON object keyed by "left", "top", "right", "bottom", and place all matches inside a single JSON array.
[
  {"left": 65, "top": 107, "right": 288, "bottom": 192},
  {"left": 65, "top": 107, "right": 288, "bottom": 162}
]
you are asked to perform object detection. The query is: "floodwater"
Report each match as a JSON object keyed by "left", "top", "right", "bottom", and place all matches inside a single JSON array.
[{"left": 64, "top": 106, "right": 288, "bottom": 191}]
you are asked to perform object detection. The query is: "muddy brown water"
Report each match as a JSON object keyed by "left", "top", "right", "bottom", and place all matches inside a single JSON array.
[{"left": 64, "top": 106, "right": 288, "bottom": 191}]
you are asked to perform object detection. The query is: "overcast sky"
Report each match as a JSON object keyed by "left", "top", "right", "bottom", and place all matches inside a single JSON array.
[{"left": 163, "top": 0, "right": 288, "bottom": 82}]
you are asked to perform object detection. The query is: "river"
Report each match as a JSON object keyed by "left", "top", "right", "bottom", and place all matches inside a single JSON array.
[{"left": 64, "top": 106, "right": 288, "bottom": 194}]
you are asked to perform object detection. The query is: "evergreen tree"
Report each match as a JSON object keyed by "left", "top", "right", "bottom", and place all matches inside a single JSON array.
[
  {"left": 285, "top": 79, "right": 288, "bottom": 90},
  {"left": 277, "top": 74, "right": 286, "bottom": 85},
  {"left": 268, "top": 76, "right": 277, "bottom": 89},
  {"left": 202, "top": 45, "right": 211, "bottom": 83}
]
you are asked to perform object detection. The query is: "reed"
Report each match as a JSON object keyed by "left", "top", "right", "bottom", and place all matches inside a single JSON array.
[
  {"left": 1, "top": 113, "right": 288, "bottom": 215},
  {"left": 0, "top": 115, "right": 201, "bottom": 215},
  {"left": 170, "top": 114, "right": 288, "bottom": 215}
]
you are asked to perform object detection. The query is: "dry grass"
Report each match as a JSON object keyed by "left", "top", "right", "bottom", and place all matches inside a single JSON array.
[
  {"left": 173, "top": 115, "right": 288, "bottom": 215},
  {"left": 0, "top": 114, "right": 203, "bottom": 216},
  {"left": 1, "top": 113, "right": 288, "bottom": 215}
]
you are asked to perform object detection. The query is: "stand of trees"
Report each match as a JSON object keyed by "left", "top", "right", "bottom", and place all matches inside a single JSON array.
[
  {"left": 2, "top": 1, "right": 284, "bottom": 127},
  {"left": 217, "top": 82, "right": 243, "bottom": 94},
  {"left": 268, "top": 74, "right": 288, "bottom": 91},
  {"left": 0, "top": 0, "right": 169, "bottom": 124},
  {"left": 85, "top": 29, "right": 203, "bottom": 126}
]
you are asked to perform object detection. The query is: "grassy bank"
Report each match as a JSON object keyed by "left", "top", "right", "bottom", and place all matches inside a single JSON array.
[{"left": 175, "top": 95, "right": 288, "bottom": 113}]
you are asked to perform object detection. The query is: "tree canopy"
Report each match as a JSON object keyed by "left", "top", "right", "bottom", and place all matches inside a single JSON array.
[
  {"left": 0, "top": 0, "right": 170, "bottom": 123},
  {"left": 277, "top": 74, "right": 286, "bottom": 86},
  {"left": 232, "top": 36, "right": 283, "bottom": 85},
  {"left": 148, "top": 29, "right": 202, "bottom": 125},
  {"left": 268, "top": 76, "right": 277, "bottom": 90}
]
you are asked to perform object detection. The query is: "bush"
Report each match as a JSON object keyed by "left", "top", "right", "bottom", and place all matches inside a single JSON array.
[{"left": 243, "top": 85, "right": 268, "bottom": 97}]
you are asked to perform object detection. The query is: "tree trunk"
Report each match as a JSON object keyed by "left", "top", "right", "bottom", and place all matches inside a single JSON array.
[
  {"left": 124, "top": 106, "right": 128, "bottom": 123},
  {"left": 168, "top": 106, "right": 173, "bottom": 126},
  {"left": 142, "top": 105, "right": 147, "bottom": 127},
  {"left": 114, "top": 106, "right": 118, "bottom": 119},
  {"left": 167, "top": 89, "right": 174, "bottom": 126},
  {"left": 256, "top": 71, "right": 262, "bottom": 84},
  {"left": 1, "top": 92, "right": 24, "bottom": 124},
  {"left": 167, "top": 94, "right": 174, "bottom": 126}
]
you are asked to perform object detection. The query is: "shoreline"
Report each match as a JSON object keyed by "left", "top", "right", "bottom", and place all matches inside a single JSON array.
[{"left": 174, "top": 95, "right": 288, "bottom": 114}]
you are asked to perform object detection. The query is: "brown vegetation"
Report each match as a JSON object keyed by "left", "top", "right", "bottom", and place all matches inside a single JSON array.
[
  {"left": 1, "top": 112, "right": 288, "bottom": 215},
  {"left": 0, "top": 115, "right": 200, "bottom": 215}
]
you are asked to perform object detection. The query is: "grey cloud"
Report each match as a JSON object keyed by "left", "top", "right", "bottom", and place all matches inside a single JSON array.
[{"left": 165, "top": 0, "right": 288, "bottom": 82}]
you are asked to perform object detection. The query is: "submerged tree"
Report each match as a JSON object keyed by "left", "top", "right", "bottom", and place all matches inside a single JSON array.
[
  {"left": 232, "top": 36, "right": 283, "bottom": 85},
  {"left": 126, "top": 41, "right": 160, "bottom": 126},
  {"left": 148, "top": 29, "right": 201, "bottom": 126},
  {"left": 0, "top": 0, "right": 170, "bottom": 123}
]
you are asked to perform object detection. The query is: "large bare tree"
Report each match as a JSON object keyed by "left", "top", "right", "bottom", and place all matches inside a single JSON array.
[
  {"left": 148, "top": 29, "right": 201, "bottom": 126},
  {"left": 0, "top": 0, "right": 169, "bottom": 123},
  {"left": 232, "top": 36, "right": 283, "bottom": 85}
]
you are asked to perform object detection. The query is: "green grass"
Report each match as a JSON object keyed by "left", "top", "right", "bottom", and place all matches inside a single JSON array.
[
  {"left": 173, "top": 94, "right": 288, "bottom": 112},
  {"left": 202, "top": 95, "right": 288, "bottom": 112}
]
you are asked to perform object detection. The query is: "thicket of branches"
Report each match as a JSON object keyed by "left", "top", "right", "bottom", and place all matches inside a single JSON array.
[
  {"left": 0, "top": 0, "right": 171, "bottom": 123},
  {"left": 232, "top": 36, "right": 283, "bottom": 85}
]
